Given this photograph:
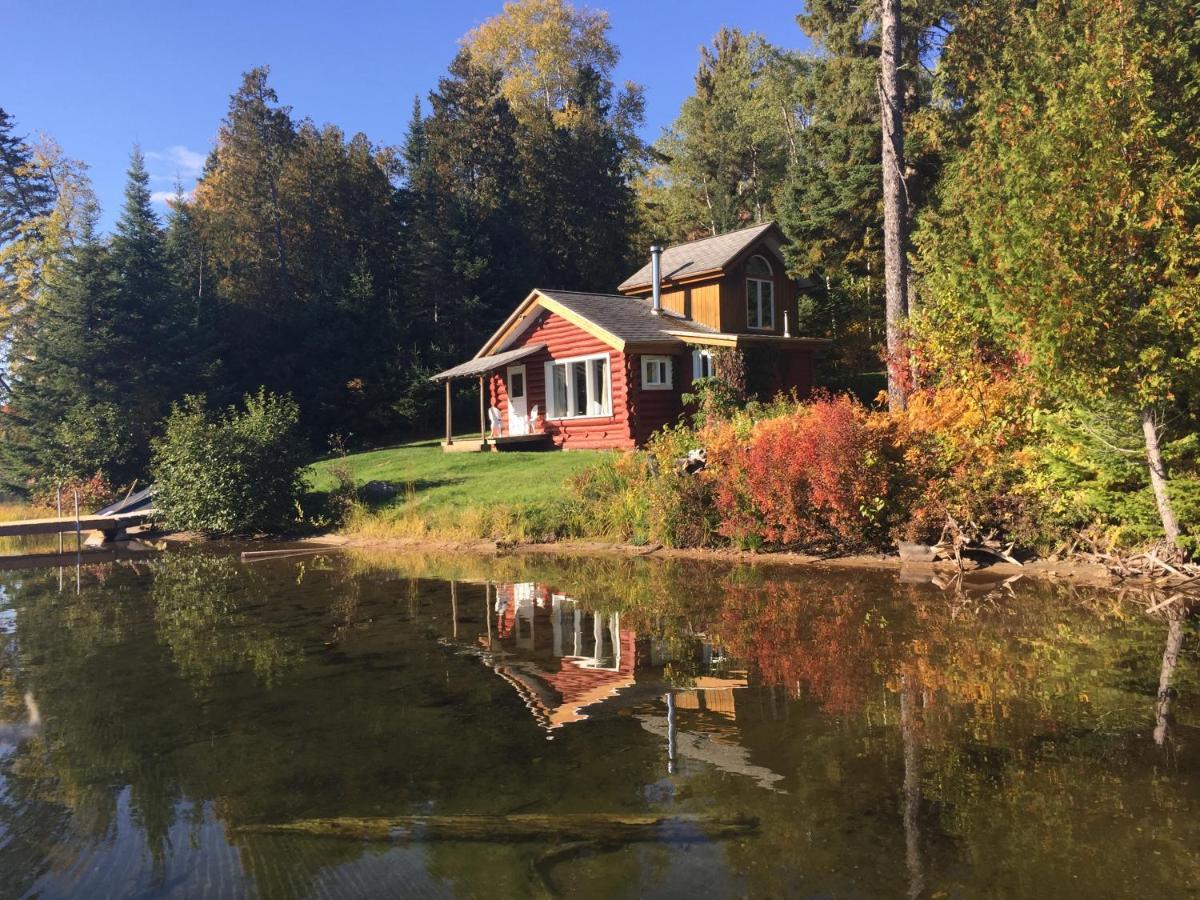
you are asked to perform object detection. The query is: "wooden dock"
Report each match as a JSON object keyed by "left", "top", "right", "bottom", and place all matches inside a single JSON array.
[{"left": 0, "top": 510, "right": 156, "bottom": 540}]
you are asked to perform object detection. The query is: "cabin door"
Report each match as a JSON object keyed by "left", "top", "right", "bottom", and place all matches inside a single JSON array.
[{"left": 507, "top": 365, "right": 528, "bottom": 435}]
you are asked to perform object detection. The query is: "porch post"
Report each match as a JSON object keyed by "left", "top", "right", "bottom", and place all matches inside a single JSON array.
[
  {"left": 444, "top": 380, "right": 452, "bottom": 445},
  {"left": 479, "top": 375, "right": 486, "bottom": 439}
]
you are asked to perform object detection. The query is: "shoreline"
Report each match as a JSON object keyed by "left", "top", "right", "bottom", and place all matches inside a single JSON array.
[
  {"left": 1, "top": 529, "right": 1165, "bottom": 595},
  {"left": 317, "top": 534, "right": 1125, "bottom": 590}
]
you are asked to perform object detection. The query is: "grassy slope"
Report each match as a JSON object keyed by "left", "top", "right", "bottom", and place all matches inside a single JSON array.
[{"left": 307, "top": 437, "right": 607, "bottom": 539}]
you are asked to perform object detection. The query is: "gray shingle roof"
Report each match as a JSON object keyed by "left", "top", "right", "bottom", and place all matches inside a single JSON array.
[
  {"left": 618, "top": 221, "right": 780, "bottom": 292},
  {"left": 537, "top": 289, "right": 716, "bottom": 345},
  {"left": 431, "top": 343, "right": 546, "bottom": 382}
]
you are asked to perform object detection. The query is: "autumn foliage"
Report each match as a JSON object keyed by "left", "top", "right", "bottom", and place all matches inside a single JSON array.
[{"left": 709, "top": 395, "right": 897, "bottom": 549}]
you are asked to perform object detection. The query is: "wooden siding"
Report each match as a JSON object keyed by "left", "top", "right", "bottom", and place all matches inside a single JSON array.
[
  {"left": 623, "top": 235, "right": 797, "bottom": 335},
  {"left": 719, "top": 243, "right": 798, "bottom": 335},
  {"left": 488, "top": 310, "right": 635, "bottom": 450},
  {"left": 658, "top": 282, "right": 722, "bottom": 331}
]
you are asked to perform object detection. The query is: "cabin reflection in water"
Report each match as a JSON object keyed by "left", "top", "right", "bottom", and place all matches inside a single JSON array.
[
  {"left": 480, "top": 582, "right": 639, "bottom": 730},
  {"left": 464, "top": 582, "right": 786, "bottom": 790}
]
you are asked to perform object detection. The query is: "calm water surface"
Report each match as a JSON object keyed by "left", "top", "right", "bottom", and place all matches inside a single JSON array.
[{"left": 0, "top": 549, "right": 1196, "bottom": 898}]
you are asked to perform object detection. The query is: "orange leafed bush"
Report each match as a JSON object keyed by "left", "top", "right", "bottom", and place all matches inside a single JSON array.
[
  {"left": 889, "top": 376, "right": 1038, "bottom": 541},
  {"left": 708, "top": 394, "right": 898, "bottom": 550}
]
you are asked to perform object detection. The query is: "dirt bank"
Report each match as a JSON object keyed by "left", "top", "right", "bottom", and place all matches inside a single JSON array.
[{"left": 320, "top": 534, "right": 1127, "bottom": 590}]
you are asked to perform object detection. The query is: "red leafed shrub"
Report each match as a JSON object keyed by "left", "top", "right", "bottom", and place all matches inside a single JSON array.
[
  {"left": 707, "top": 395, "right": 898, "bottom": 550},
  {"left": 31, "top": 473, "right": 117, "bottom": 513}
]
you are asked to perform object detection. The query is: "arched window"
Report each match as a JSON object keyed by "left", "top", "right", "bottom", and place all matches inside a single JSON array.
[{"left": 745, "top": 255, "right": 774, "bottom": 330}]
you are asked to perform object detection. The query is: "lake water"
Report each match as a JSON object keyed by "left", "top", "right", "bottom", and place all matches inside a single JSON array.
[{"left": 0, "top": 548, "right": 1196, "bottom": 898}]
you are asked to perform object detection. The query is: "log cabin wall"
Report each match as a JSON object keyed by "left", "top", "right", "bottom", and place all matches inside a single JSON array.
[{"left": 488, "top": 310, "right": 635, "bottom": 450}]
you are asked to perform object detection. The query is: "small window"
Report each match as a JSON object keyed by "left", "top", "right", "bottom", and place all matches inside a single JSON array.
[
  {"left": 692, "top": 349, "right": 717, "bottom": 381},
  {"left": 590, "top": 358, "right": 608, "bottom": 416},
  {"left": 509, "top": 370, "right": 525, "bottom": 399},
  {"left": 746, "top": 254, "right": 775, "bottom": 330},
  {"left": 642, "top": 356, "right": 673, "bottom": 390}
]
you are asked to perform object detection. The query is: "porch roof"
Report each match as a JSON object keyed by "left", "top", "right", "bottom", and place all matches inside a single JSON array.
[{"left": 430, "top": 343, "right": 546, "bottom": 382}]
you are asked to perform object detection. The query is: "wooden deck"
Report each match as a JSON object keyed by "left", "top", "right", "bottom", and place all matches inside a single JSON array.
[
  {"left": 441, "top": 433, "right": 554, "bottom": 453},
  {"left": 0, "top": 510, "right": 156, "bottom": 539}
]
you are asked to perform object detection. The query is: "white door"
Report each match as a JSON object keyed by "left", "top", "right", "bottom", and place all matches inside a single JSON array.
[{"left": 507, "top": 365, "right": 528, "bottom": 435}]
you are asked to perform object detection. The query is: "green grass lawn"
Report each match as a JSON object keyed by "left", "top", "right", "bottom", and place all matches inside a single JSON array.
[{"left": 307, "top": 437, "right": 608, "bottom": 538}]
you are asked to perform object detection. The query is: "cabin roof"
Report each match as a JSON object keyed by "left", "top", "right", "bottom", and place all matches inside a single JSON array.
[
  {"left": 431, "top": 342, "right": 546, "bottom": 382},
  {"left": 618, "top": 221, "right": 782, "bottom": 292},
  {"left": 536, "top": 289, "right": 717, "bottom": 345}
]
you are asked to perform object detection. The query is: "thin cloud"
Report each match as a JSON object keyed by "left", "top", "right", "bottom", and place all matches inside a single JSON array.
[
  {"left": 150, "top": 188, "right": 194, "bottom": 206},
  {"left": 146, "top": 144, "right": 206, "bottom": 179}
]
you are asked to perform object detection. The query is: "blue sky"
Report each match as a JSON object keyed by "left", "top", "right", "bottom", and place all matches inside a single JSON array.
[{"left": 6, "top": 1, "right": 816, "bottom": 231}]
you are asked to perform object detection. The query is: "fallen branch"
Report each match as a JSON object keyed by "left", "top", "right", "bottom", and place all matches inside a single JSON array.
[
  {"left": 232, "top": 813, "right": 759, "bottom": 844},
  {"left": 240, "top": 546, "right": 342, "bottom": 561},
  {"left": 1146, "top": 593, "right": 1184, "bottom": 614}
]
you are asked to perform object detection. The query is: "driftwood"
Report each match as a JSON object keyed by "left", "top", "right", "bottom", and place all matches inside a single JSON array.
[
  {"left": 931, "top": 515, "right": 1023, "bottom": 571},
  {"left": 1073, "top": 536, "right": 1200, "bottom": 591},
  {"left": 231, "top": 812, "right": 758, "bottom": 844},
  {"left": 239, "top": 546, "right": 341, "bottom": 561}
]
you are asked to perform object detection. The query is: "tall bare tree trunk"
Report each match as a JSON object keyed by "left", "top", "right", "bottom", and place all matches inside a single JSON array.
[
  {"left": 880, "top": 0, "right": 909, "bottom": 411},
  {"left": 1141, "top": 407, "right": 1181, "bottom": 544},
  {"left": 900, "top": 675, "right": 924, "bottom": 900},
  {"left": 1154, "top": 615, "right": 1184, "bottom": 747}
]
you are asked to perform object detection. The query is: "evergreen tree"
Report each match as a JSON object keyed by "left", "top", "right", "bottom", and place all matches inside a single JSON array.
[
  {"left": 107, "top": 147, "right": 179, "bottom": 446},
  {"left": 164, "top": 183, "right": 223, "bottom": 403},
  {"left": 643, "top": 30, "right": 799, "bottom": 242},
  {"left": 0, "top": 108, "right": 54, "bottom": 247},
  {"left": 0, "top": 197, "right": 134, "bottom": 492},
  {"left": 192, "top": 67, "right": 296, "bottom": 395},
  {"left": 408, "top": 51, "right": 531, "bottom": 365},
  {"left": 519, "top": 64, "right": 640, "bottom": 290}
]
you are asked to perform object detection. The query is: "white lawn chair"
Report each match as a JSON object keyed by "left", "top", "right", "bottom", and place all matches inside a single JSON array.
[
  {"left": 529, "top": 405, "right": 540, "bottom": 432},
  {"left": 488, "top": 405, "right": 502, "bottom": 437}
]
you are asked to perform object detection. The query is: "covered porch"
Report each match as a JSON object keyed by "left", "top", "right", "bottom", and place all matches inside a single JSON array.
[{"left": 430, "top": 344, "right": 553, "bottom": 453}]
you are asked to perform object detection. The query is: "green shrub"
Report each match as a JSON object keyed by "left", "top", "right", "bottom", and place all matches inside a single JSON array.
[{"left": 152, "top": 390, "right": 307, "bottom": 535}]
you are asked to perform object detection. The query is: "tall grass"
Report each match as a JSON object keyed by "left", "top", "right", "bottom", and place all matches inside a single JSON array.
[{"left": 0, "top": 503, "right": 59, "bottom": 555}]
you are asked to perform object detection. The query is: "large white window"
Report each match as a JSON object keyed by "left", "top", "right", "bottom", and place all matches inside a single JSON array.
[
  {"left": 641, "top": 355, "right": 673, "bottom": 390},
  {"left": 545, "top": 353, "right": 610, "bottom": 419},
  {"left": 746, "top": 254, "right": 775, "bottom": 330},
  {"left": 692, "top": 349, "right": 717, "bottom": 381}
]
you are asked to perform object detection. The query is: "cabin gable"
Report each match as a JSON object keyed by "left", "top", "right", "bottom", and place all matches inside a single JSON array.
[
  {"left": 619, "top": 226, "right": 799, "bottom": 336},
  {"left": 488, "top": 308, "right": 635, "bottom": 450}
]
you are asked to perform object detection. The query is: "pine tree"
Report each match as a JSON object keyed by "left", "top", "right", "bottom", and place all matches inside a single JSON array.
[
  {"left": 0, "top": 198, "right": 134, "bottom": 492},
  {"left": 107, "top": 147, "right": 177, "bottom": 434},
  {"left": 411, "top": 52, "right": 531, "bottom": 364},
  {"left": 0, "top": 108, "right": 54, "bottom": 247},
  {"left": 644, "top": 30, "right": 797, "bottom": 242}
]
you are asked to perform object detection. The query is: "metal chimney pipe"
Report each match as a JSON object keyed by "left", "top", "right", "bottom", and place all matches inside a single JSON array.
[{"left": 650, "top": 244, "right": 663, "bottom": 316}]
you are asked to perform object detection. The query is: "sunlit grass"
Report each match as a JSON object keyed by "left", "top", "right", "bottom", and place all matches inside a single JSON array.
[
  {"left": 307, "top": 437, "right": 610, "bottom": 541},
  {"left": 0, "top": 502, "right": 60, "bottom": 555}
]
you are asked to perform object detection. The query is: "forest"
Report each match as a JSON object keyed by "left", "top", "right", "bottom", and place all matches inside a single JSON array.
[{"left": 2, "top": 0, "right": 1199, "bottom": 554}]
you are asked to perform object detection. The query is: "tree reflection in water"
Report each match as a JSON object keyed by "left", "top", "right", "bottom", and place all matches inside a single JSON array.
[{"left": 0, "top": 550, "right": 1194, "bottom": 898}]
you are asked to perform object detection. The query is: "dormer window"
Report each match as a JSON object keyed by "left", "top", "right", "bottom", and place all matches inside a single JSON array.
[{"left": 746, "top": 255, "right": 774, "bottom": 330}]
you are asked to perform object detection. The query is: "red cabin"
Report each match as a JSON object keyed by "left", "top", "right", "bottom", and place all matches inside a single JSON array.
[{"left": 432, "top": 222, "right": 825, "bottom": 450}]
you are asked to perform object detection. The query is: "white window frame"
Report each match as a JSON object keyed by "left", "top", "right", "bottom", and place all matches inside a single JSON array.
[
  {"left": 544, "top": 352, "right": 612, "bottom": 420},
  {"left": 746, "top": 254, "right": 775, "bottom": 331},
  {"left": 641, "top": 355, "right": 673, "bottom": 390},
  {"left": 692, "top": 348, "right": 718, "bottom": 381}
]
